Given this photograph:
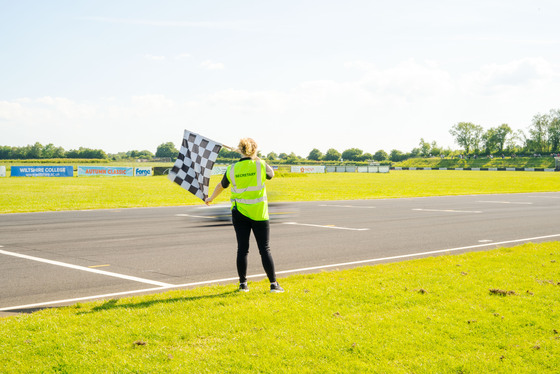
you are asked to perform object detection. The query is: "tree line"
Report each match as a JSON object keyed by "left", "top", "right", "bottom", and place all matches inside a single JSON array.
[
  {"left": 449, "top": 109, "right": 560, "bottom": 156},
  {"left": 0, "top": 142, "right": 178, "bottom": 161},
  {"left": 258, "top": 107, "right": 560, "bottom": 163},
  {"left": 0, "top": 144, "right": 108, "bottom": 160},
  {"left": 230, "top": 107, "right": 560, "bottom": 163},
  {"left": 2, "top": 108, "right": 558, "bottom": 162}
]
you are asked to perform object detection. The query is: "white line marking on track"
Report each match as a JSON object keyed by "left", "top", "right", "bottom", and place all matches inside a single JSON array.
[
  {"left": 412, "top": 208, "right": 482, "bottom": 213},
  {"left": 2, "top": 232, "right": 560, "bottom": 312},
  {"left": 477, "top": 201, "right": 532, "bottom": 205},
  {"left": 0, "top": 286, "right": 172, "bottom": 312},
  {"left": 319, "top": 204, "right": 375, "bottom": 209},
  {"left": 175, "top": 213, "right": 217, "bottom": 219},
  {"left": 0, "top": 249, "right": 172, "bottom": 287},
  {"left": 273, "top": 233, "right": 560, "bottom": 274},
  {"left": 282, "top": 222, "right": 370, "bottom": 231}
]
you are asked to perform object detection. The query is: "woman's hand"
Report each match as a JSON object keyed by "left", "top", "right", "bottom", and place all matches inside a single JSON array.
[{"left": 205, "top": 184, "right": 224, "bottom": 205}]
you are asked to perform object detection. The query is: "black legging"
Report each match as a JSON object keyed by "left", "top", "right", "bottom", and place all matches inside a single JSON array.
[{"left": 231, "top": 208, "right": 276, "bottom": 283}]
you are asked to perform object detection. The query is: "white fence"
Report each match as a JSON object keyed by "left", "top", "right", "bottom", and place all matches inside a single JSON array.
[
  {"left": 287, "top": 165, "right": 390, "bottom": 173},
  {"left": 357, "top": 165, "right": 390, "bottom": 173},
  {"left": 325, "top": 165, "right": 389, "bottom": 173}
]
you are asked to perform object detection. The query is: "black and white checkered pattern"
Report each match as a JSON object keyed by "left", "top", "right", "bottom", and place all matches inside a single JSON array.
[{"left": 169, "top": 130, "right": 222, "bottom": 201}]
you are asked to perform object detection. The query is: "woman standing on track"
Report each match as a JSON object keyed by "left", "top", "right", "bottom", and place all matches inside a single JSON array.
[{"left": 205, "top": 138, "right": 284, "bottom": 293}]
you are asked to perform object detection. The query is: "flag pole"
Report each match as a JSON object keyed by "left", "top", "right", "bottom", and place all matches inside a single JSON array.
[{"left": 221, "top": 144, "right": 237, "bottom": 152}]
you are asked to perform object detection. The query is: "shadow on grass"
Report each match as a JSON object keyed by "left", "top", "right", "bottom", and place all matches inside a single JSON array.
[
  {"left": 1, "top": 289, "right": 240, "bottom": 316},
  {"left": 76, "top": 289, "right": 240, "bottom": 315},
  {"left": 0, "top": 307, "right": 60, "bottom": 316}
]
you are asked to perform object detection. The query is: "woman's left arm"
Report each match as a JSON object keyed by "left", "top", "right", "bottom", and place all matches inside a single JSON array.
[{"left": 265, "top": 163, "right": 274, "bottom": 180}]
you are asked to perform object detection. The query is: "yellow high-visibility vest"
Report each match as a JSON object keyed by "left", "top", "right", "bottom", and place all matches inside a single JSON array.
[{"left": 226, "top": 159, "right": 268, "bottom": 221}]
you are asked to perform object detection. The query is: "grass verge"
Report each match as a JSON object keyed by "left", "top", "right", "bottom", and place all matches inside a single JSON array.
[
  {"left": 393, "top": 156, "right": 556, "bottom": 169},
  {"left": 1, "top": 171, "right": 560, "bottom": 213},
  {"left": 1, "top": 242, "right": 559, "bottom": 373}
]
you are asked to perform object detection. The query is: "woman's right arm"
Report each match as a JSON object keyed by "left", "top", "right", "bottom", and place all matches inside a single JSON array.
[
  {"left": 205, "top": 172, "right": 229, "bottom": 205},
  {"left": 205, "top": 183, "right": 224, "bottom": 205}
]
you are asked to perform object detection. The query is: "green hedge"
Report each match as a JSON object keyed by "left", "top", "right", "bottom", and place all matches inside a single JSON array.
[{"left": 393, "top": 157, "right": 556, "bottom": 169}]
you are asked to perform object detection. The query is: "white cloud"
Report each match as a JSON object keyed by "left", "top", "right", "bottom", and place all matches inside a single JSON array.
[
  {"left": 144, "top": 54, "right": 166, "bottom": 61},
  {"left": 202, "top": 89, "right": 287, "bottom": 113},
  {"left": 1, "top": 97, "right": 95, "bottom": 123},
  {"left": 175, "top": 53, "right": 191, "bottom": 60},
  {"left": 130, "top": 95, "right": 175, "bottom": 114},
  {"left": 460, "top": 58, "right": 560, "bottom": 95},
  {"left": 200, "top": 60, "right": 225, "bottom": 70},
  {"left": 0, "top": 100, "right": 25, "bottom": 123},
  {"left": 357, "top": 59, "right": 454, "bottom": 99},
  {"left": 80, "top": 17, "right": 259, "bottom": 30},
  {"left": 445, "top": 35, "right": 560, "bottom": 46},
  {"left": 3, "top": 58, "right": 560, "bottom": 154}
]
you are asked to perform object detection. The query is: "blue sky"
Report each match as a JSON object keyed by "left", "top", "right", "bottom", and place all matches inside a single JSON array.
[{"left": 1, "top": 0, "right": 559, "bottom": 156}]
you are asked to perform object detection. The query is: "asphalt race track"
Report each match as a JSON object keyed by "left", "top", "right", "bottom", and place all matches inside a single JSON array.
[{"left": 2, "top": 192, "right": 560, "bottom": 315}]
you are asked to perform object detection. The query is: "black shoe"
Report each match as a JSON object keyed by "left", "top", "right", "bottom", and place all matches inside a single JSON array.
[
  {"left": 239, "top": 282, "right": 249, "bottom": 292},
  {"left": 270, "top": 282, "right": 284, "bottom": 293}
]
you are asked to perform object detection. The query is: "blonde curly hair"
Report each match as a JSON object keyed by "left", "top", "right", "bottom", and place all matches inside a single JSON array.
[{"left": 238, "top": 138, "right": 258, "bottom": 158}]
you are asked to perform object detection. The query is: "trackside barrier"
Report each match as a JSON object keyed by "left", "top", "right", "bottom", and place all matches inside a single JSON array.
[
  {"left": 357, "top": 166, "right": 389, "bottom": 173},
  {"left": 10, "top": 166, "right": 73, "bottom": 177},
  {"left": 153, "top": 167, "right": 171, "bottom": 176},
  {"left": 0, "top": 166, "right": 5, "bottom": 177},
  {"left": 392, "top": 167, "right": 558, "bottom": 172},
  {"left": 134, "top": 167, "right": 153, "bottom": 176},
  {"left": 153, "top": 165, "right": 231, "bottom": 176},
  {"left": 78, "top": 166, "right": 133, "bottom": 177},
  {"left": 290, "top": 166, "right": 325, "bottom": 173},
  {"left": 293, "top": 165, "right": 389, "bottom": 173}
]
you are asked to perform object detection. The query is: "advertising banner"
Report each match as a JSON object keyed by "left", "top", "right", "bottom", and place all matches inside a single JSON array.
[
  {"left": 78, "top": 166, "right": 133, "bottom": 177},
  {"left": 134, "top": 167, "right": 153, "bottom": 176},
  {"left": 0, "top": 166, "right": 5, "bottom": 177},
  {"left": 10, "top": 166, "right": 74, "bottom": 177},
  {"left": 291, "top": 165, "right": 325, "bottom": 174}
]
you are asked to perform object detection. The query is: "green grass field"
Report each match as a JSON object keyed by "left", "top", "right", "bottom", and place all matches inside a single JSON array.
[
  {"left": 2, "top": 170, "right": 560, "bottom": 372},
  {"left": 1, "top": 170, "right": 559, "bottom": 213},
  {"left": 1, "top": 242, "right": 559, "bottom": 373}
]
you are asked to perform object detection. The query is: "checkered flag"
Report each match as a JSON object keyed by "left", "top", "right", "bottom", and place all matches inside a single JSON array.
[{"left": 169, "top": 130, "right": 222, "bottom": 201}]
